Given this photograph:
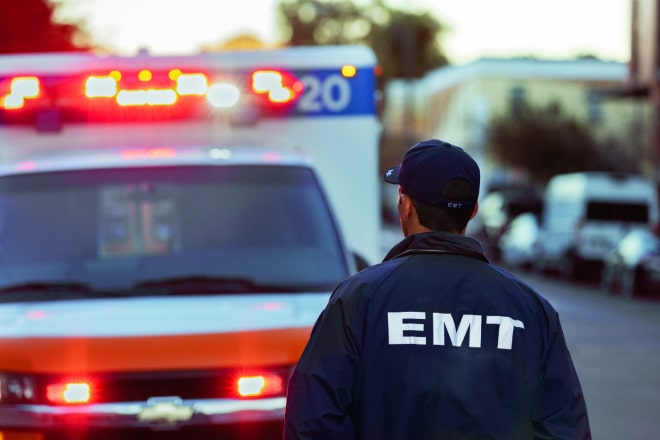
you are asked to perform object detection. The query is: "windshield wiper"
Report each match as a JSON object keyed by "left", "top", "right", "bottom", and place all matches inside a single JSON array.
[
  {"left": 0, "top": 281, "right": 93, "bottom": 294},
  {"left": 0, "top": 281, "right": 135, "bottom": 303},
  {"left": 132, "top": 275, "right": 300, "bottom": 294}
]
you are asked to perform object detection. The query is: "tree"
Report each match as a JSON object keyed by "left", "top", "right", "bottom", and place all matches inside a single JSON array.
[
  {"left": 487, "top": 102, "right": 640, "bottom": 184},
  {"left": 0, "top": 0, "right": 91, "bottom": 54},
  {"left": 369, "top": 5, "right": 448, "bottom": 83},
  {"left": 275, "top": 0, "right": 449, "bottom": 85},
  {"left": 276, "top": 0, "right": 367, "bottom": 46}
]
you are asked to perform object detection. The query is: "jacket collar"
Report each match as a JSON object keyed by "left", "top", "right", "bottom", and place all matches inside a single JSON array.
[{"left": 383, "top": 230, "right": 489, "bottom": 263}]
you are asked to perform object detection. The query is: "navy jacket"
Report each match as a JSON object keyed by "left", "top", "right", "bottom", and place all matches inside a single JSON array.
[{"left": 284, "top": 231, "right": 590, "bottom": 440}]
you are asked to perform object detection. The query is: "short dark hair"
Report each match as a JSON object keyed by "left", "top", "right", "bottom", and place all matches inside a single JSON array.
[{"left": 409, "top": 178, "right": 475, "bottom": 232}]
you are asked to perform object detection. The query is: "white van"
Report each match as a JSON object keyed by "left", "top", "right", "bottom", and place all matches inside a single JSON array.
[{"left": 536, "top": 171, "right": 659, "bottom": 279}]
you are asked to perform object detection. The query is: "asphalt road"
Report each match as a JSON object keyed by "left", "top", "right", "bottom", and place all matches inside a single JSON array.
[{"left": 512, "top": 270, "right": 660, "bottom": 440}]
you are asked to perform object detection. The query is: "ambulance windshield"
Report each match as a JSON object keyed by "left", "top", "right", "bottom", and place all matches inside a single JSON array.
[{"left": 0, "top": 165, "right": 349, "bottom": 298}]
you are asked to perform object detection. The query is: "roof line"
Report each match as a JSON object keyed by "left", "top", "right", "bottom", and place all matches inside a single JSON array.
[{"left": 419, "top": 58, "right": 629, "bottom": 91}]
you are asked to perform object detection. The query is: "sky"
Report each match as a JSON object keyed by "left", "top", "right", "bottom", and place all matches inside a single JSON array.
[{"left": 54, "top": 0, "right": 632, "bottom": 65}]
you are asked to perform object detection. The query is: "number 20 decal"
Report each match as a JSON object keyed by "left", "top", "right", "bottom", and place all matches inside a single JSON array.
[{"left": 298, "top": 74, "right": 351, "bottom": 113}]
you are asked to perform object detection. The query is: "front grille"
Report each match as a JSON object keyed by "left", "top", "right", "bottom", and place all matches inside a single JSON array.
[{"left": 33, "top": 366, "right": 291, "bottom": 404}]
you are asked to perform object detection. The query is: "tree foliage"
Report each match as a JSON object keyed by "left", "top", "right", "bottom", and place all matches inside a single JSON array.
[
  {"left": 487, "top": 102, "right": 639, "bottom": 184},
  {"left": 276, "top": 0, "right": 367, "bottom": 46},
  {"left": 371, "top": 7, "right": 448, "bottom": 82},
  {"left": 275, "top": 0, "right": 449, "bottom": 85},
  {"left": 0, "top": 0, "right": 91, "bottom": 54}
]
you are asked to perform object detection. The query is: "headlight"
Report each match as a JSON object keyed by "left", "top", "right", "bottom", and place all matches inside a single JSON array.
[
  {"left": 232, "top": 367, "right": 291, "bottom": 399},
  {"left": 0, "top": 373, "right": 36, "bottom": 403}
]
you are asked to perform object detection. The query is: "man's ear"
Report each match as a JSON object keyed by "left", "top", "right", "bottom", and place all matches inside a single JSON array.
[
  {"left": 469, "top": 201, "right": 479, "bottom": 220},
  {"left": 399, "top": 191, "right": 413, "bottom": 219}
]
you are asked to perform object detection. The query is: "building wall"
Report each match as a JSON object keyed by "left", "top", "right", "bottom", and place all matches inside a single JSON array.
[{"left": 383, "top": 58, "right": 652, "bottom": 189}]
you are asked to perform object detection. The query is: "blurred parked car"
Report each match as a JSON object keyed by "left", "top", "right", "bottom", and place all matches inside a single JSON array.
[
  {"left": 498, "top": 212, "right": 542, "bottom": 271},
  {"left": 469, "top": 185, "right": 543, "bottom": 262},
  {"left": 601, "top": 228, "right": 660, "bottom": 297},
  {"left": 535, "top": 172, "right": 659, "bottom": 281}
]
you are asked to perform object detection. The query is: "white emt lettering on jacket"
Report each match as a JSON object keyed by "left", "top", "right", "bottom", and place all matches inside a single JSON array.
[{"left": 387, "top": 312, "right": 525, "bottom": 350}]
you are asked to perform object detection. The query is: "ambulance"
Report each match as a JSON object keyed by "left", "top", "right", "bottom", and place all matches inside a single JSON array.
[{"left": 0, "top": 45, "right": 382, "bottom": 439}]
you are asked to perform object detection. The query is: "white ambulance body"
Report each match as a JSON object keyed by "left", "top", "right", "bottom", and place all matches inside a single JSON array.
[{"left": 0, "top": 46, "right": 382, "bottom": 439}]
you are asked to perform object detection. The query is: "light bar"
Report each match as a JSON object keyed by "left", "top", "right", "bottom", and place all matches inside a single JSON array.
[
  {"left": 177, "top": 73, "right": 208, "bottom": 95},
  {"left": 116, "top": 89, "right": 177, "bottom": 106},
  {"left": 251, "top": 70, "right": 301, "bottom": 104},
  {"left": 1, "top": 68, "right": 302, "bottom": 118},
  {"left": 85, "top": 76, "right": 118, "bottom": 98},
  {"left": 1, "top": 76, "right": 40, "bottom": 110},
  {"left": 207, "top": 83, "right": 240, "bottom": 108},
  {"left": 12, "top": 77, "right": 40, "bottom": 98},
  {"left": 2, "top": 94, "right": 25, "bottom": 110},
  {"left": 252, "top": 71, "right": 292, "bottom": 103},
  {"left": 83, "top": 70, "right": 208, "bottom": 107},
  {"left": 138, "top": 70, "right": 152, "bottom": 82}
]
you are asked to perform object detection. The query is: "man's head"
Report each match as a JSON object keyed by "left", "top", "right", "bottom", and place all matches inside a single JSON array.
[{"left": 384, "top": 139, "right": 480, "bottom": 236}]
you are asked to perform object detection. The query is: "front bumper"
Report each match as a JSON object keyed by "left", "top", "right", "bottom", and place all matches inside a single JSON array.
[{"left": 0, "top": 396, "right": 285, "bottom": 437}]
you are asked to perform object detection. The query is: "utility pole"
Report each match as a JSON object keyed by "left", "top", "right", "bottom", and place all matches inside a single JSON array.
[
  {"left": 392, "top": 19, "right": 417, "bottom": 143},
  {"left": 629, "top": 0, "right": 660, "bottom": 184},
  {"left": 646, "top": 0, "right": 660, "bottom": 184}
]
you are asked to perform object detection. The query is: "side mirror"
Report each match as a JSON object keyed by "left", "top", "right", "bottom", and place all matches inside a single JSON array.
[{"left": 353, "top": 252, "right": 371, "bottom": 272}]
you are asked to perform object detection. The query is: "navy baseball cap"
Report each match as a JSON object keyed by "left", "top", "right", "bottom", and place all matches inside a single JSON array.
[{"left": 383, "top": 139, "right": 480, "bottom": 210}]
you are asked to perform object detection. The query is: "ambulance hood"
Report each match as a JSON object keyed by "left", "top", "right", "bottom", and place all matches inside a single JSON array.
[{"left": 0, "top": 293, "right": 330, "bottom": 373}]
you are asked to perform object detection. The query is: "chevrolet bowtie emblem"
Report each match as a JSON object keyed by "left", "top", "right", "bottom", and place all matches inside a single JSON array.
[{"left": 138, "top": 396, "right": 195, "bottom": 424}]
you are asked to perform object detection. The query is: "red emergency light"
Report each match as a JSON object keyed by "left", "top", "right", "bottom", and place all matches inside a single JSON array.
[
  {"left": 0, "top": 76, "right": 40, "bottom": 110},
  {"left": 251, "top": 70, "right": 303, "bottom": 106},
  {"left": 83, "top": 69, "right": 209, "bottom": 107},
  {"left": 46, "top": 382, "right": 92, "bottom": 405},
  {"left": 235, "top": 373, "right": 284, "bottom": 398},
  {"left": 0, "top": 66, "right": 303, "bottom": 125}
]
